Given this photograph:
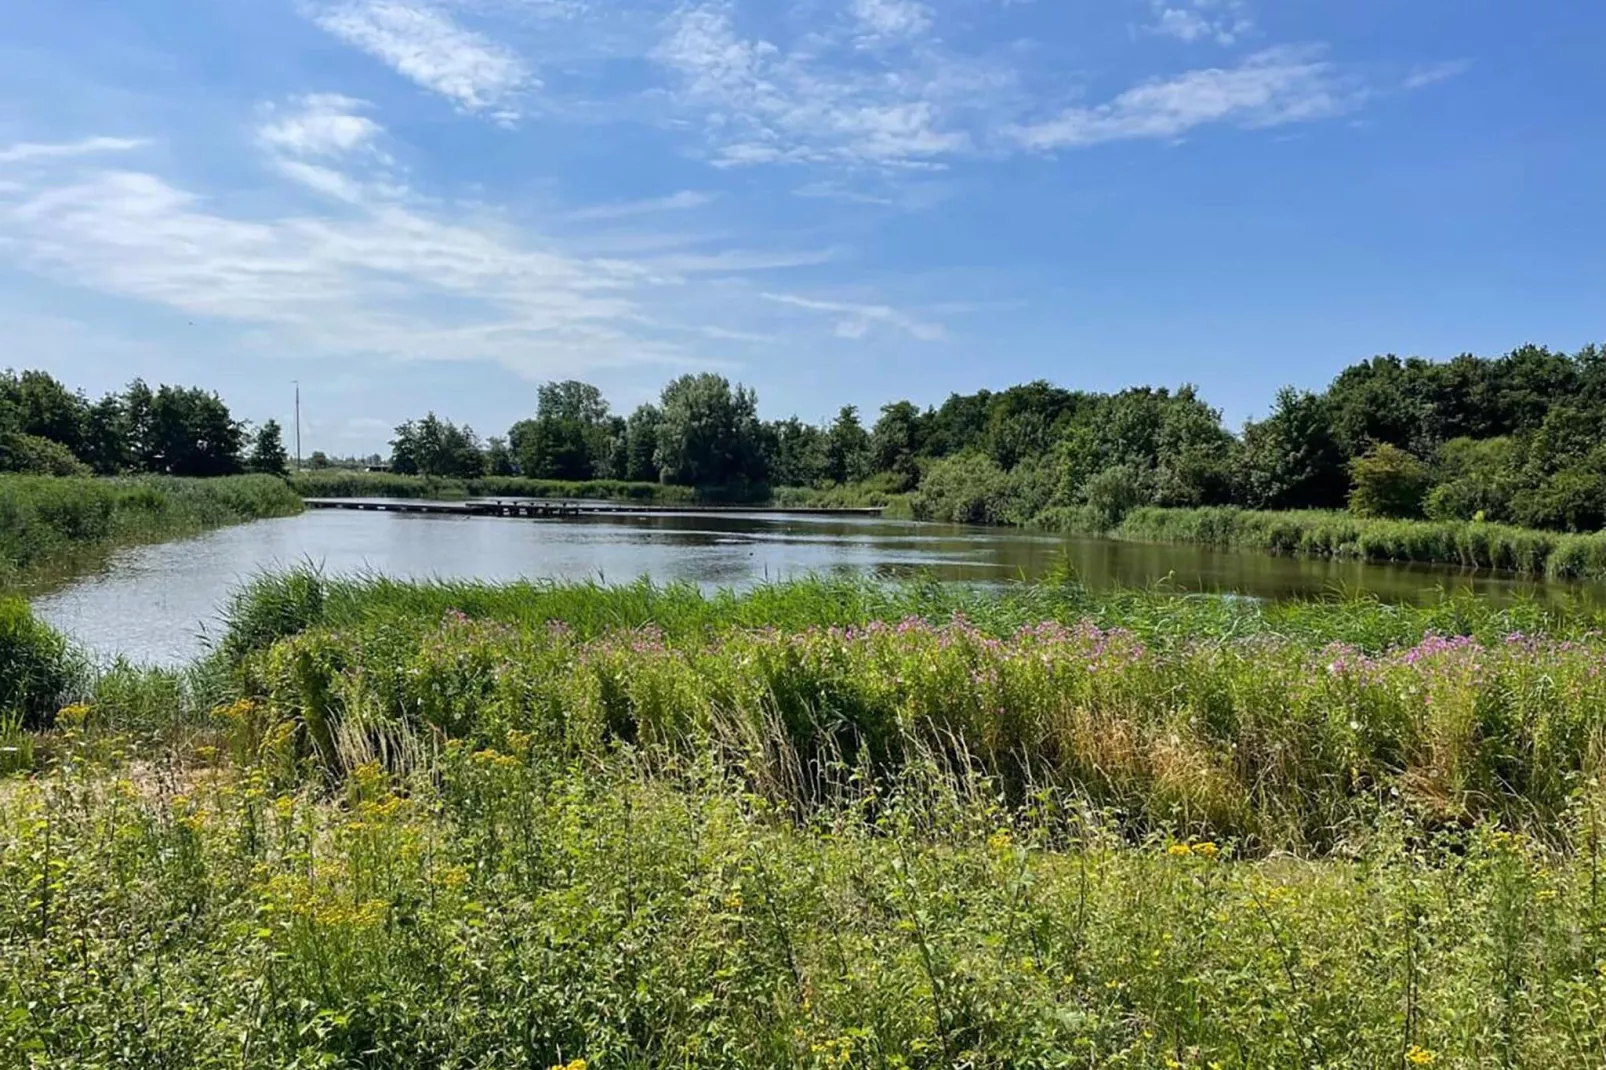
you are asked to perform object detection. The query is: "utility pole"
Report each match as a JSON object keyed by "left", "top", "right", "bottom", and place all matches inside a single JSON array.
[{"left": 293, "top": 380, "right": 302, "bottom": 471}]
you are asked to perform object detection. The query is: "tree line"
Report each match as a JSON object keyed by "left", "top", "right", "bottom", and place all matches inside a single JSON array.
[
  {"left": 11, "top": 342, "right": 1606, "bottom": 534},
  {"left": 0, "top": 371, "right": 288, "bottom": 478}
]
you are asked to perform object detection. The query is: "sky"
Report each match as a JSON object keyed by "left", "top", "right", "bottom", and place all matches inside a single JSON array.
[{"left": 2, "top": 0, "right": 1602, "bottom": 455}]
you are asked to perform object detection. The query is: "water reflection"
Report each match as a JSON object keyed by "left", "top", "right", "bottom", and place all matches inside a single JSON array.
[{"left": 31, "top": 509, "right": 1595, "bottom": 666}]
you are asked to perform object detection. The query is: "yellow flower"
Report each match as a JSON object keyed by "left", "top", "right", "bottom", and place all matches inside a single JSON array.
[
  {"left": 547, "top": 1060, "right": 586, "bottom": 1070},
  {"left": 1406, "top": 1046, "right": 1437, "bottom": 1065},
  {"left": 1167, "top": 843, "right": 1192, "bottom": 857},
  {"left": 988, "top": 829, "right": 1014, "bottom": 853},
  {"left": 1191, "top": 841, "right": 1219, "bottom": 859}
]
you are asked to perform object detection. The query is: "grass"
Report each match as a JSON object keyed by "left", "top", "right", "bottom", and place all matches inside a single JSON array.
[
  {"left": 0, "top": 474, "right": 303, "bottom": 589},
  {"left": 1043, "top": 505, "right": 1606, "bottom": 581},
  {"left": 8, "top": 572, "right": 1606, "bottom": 1065},
  {"left": 1, "top": 746, "right": 1602, "bottom": 1067}
]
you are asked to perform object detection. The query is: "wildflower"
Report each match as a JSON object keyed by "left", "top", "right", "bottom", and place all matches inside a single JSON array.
[
  {"left": 988, "top": 829, "right": 1014, "bottom": 854},
  {"left": 1406, "top": 1046, "right": 1437, "bottom": 1065},
  {"left": 1167, "top": 843, "right": 1192, "bottom": 857},
  {"left": 1191, "top": 841, "right": 1219, "bottom": 859}
]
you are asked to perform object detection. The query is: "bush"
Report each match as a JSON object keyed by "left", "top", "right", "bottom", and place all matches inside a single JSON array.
[
  {"left": 0, "top": 431, "right": 91, "bottom": 476},
  {"left": 1510, "top": 469, "right": 1606, "bottom": 533},
  {"left": 1348, "top": 444, "right": 1430, "bottom": 519},
  {"left": 0, "top": 598, "right": 75, "bottom": 728},
  {"left": 910, "top": 453, "right": 1011, "bottom": 524}
]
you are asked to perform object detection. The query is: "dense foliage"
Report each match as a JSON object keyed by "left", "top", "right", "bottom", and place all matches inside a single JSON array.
[
  {"left": 0, "top": 370, "right": 281, "bottom": 479},
  {"left": 377, "top": 342, "right": 1606, "bottom": 535},
  {"left": 14, "top": 342, "right": 1606, "bottom": 540}
]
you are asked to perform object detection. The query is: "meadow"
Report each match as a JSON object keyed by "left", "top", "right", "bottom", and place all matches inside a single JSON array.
[{"left": 4, "top": 573, "right": 1606, "bottom": 1066}]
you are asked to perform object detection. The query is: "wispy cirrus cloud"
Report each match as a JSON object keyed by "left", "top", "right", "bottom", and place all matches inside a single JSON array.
[
  {"left": 1012, "top": 46, "right": 1357, "bottom": 150},
  {"left": 0, "top": 126, "right": 835, "bottom": 381},
  {"left": 1403, "top": 59, "right": 1472, "bottom": 90},
  {"left": 564, "top": 190, "right": 716, "bottom": 223},
  {"left": 0, "top": 137, "right": 147, "bottom": 165},
  {"left": 761, "top": 291, "right": 946, "bottom": 341},
  {"left": 651, "top": 1, "right": 1015, "bottom": 168},
  {"left": 302, "top": 1, "right": 534, "bottom": 122}
]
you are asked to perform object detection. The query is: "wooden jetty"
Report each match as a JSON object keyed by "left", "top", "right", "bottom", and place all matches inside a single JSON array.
[{"left": 303, "top": 498, "right": 887, "bottom": 519}]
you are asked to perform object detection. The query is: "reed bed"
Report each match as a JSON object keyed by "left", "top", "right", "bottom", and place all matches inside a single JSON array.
[{"left": 1057, "top": 506, "right": 1606, "bottom": 581}]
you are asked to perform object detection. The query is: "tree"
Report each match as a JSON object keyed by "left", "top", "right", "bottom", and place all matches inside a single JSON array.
[
  {"left": 390, "top": 413, "right": 484, "bottom": 478},
  {"left": 0, "top": 370, "right": 88, "bottom": 457},
  {"left": 141, "top": 385, "right": 244, "bottom": 476},
  {"left": 871, "top": 401, "right": 924, "bottom": 490},
  {"left": 308, "top": 451, "right": 333, "bottom": 470},
  {"left": 82, "top": 394, "right": 131, "bottom": 475},
  {"left": 510, "top": 380, "right": 612, "bottom": 480},
  {"left": 1348, "top": 444, "right": 1431, "bottom": 519},
  {"left": 825, "top": 406, "right": 871, "bottom": 485},
  {"left": 247, "top": 420, "right": 290, "bottom": 477},
  {"left": 622, "top": 405, "right": 664, "bottom": 483},
  {"left": 655, "top": 374, "right": 766, "bottom": 487},
  {"left": 484, "top": 436, "right": 516, "bottom": 477},
  {"left": 1239, "top": 388, "right": 1348, "bottom": 510},
  {"left": 767, "top": 417, "right": 827, "bottom": 488}
]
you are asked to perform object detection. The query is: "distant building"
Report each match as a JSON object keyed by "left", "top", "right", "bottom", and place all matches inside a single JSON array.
[{"left": 365, "top": 464, "right": 392, "bottom": 473}]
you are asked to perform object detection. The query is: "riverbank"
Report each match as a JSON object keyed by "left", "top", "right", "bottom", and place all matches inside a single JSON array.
[
  {"left": 291, "top": 470, "right": 715, "bottom": 504},
  {"left": 0, "top": 474, "right": 303, "bottom": 590},
  {"left": 1035, "top": 504, "right": 1606, "bottom": 581},
  {"left": 4, "top": 573, "right": 1605, "bottom": 1065}
]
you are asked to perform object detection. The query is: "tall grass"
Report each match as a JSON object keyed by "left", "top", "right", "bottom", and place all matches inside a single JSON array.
[
  {"left": 1050, "top": 505, "right": 1606, "bottom": 580},
  {"left": 2, "top": 751, "right": 1602, "bottom": 1067},
  {"left": 0, "top": 474, "right": 303, "bottom": 587},
  {"left": 217, "top": 568, "right": 1592, "bottom": 663}
]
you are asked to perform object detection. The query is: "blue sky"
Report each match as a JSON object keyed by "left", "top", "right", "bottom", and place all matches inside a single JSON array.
[{"left": 2, "top": 0, "right": 1601, "bottom": 455}]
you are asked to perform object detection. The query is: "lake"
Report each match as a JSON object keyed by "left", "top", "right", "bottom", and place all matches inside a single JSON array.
[{"left": 31, "top": 508, "right": 1587, "bottom": 665}]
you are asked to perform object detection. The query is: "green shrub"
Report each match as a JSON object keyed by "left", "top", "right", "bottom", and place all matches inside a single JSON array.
[
  {"left": 0, "top": 431, "right": 91, "bottom": 476},
  {"left": 1348, "top": 444, "right": 1431, "bottom": 519},
  {"left": 0, "top": 597, "right": 75, "bottom": 728}
]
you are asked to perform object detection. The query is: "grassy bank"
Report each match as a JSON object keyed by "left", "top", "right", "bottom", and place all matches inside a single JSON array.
[
  {"left": 0, "top": 474, "right": 303, "bottom": 589},
  {"left": 7, "top": 575, "right": 1606, "bottom": 1064},
  {"left": 1041, "top": 505, "right": 1606, "bottom": 581}
]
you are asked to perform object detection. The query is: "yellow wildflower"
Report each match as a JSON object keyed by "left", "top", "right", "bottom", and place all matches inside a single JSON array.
[
  {"left": 1406, "top": 1046, "right": 1436, "bottom": 1065},
  {"left": 1191, "top": 841, "right": 1219, "bottom": 859},
  {"left": 1167, "top": 843, "right": 1192, "bottom": 857}
]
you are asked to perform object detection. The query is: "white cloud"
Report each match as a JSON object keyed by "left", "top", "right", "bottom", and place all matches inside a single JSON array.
[
  {"left": 564, "top": 190, "right": 715, "bottom": 222},
  {"left": 0, "top": 136, "right": 853, "bottom": 381},
  {"left": 1012, "top": 46, "right": 1357, "bottom": 149},
  {"left": 761, "top": 291, "right": 946, "bottom": 342},
  {"left": 1147, "top": 0, "right": 1253, "bottom": 46},
  {"left": 851, "top": 0, "right": 933, "bottom": 43},
  {"left": 1403, "top": 59, "right": 1471, "bottom": 90},
  {"left": 303, "top": 1, "right": 533, "bottom": 120},
  {"left": 652, "top": 1, "right": 1002, "bottom": 168},
  {"left": 0, "top": 137, "right": 147, "bottom": 165},
  {"left": 258, "top": 94, "right": 384, "bottom": 157}
]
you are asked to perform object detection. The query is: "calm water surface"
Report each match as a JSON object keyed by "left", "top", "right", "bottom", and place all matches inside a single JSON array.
[{"left": 31, "top": 509, "right": 1591, "bottom": 665}]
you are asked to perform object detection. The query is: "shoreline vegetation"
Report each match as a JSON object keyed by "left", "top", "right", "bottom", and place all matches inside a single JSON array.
[
  {"left": 0, "top": 474, "right": 303, "bottom": 590},
  {"left": 4, "top": 572, "right": 1606, "bottom": 1064}
]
